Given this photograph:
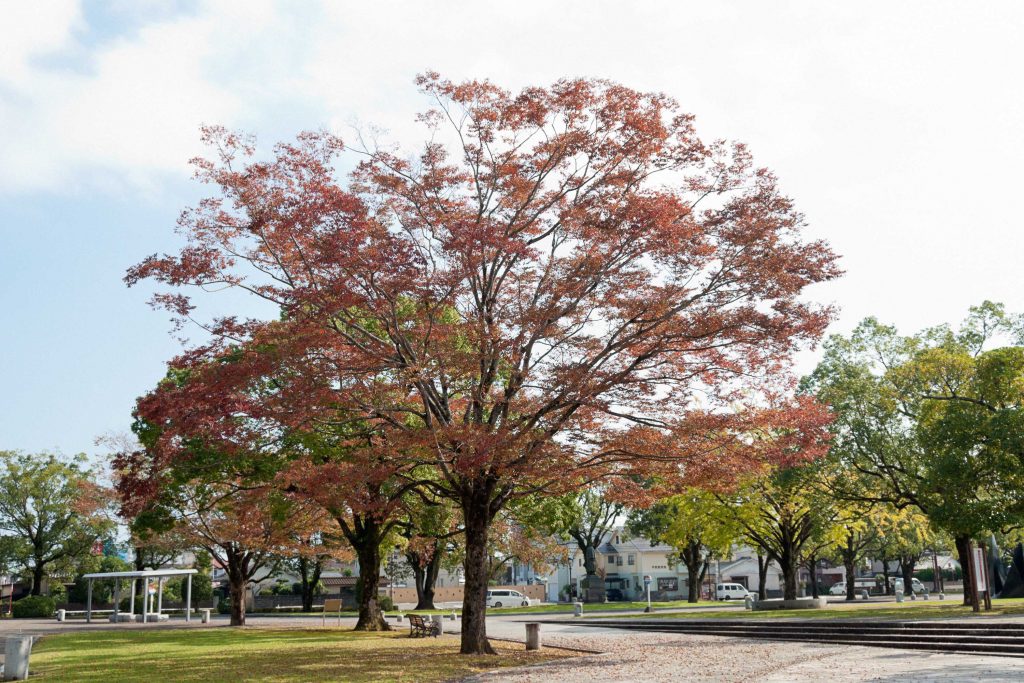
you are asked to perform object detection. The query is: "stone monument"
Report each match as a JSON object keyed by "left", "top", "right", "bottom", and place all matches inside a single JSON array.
[{"left": 581, "top": 546, "right": 606, "bottom": 603}]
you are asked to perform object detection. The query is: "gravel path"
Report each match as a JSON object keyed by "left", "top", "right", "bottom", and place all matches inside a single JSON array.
[{"left": 469, "top": 619, "right": 1024, "bottom": 682}]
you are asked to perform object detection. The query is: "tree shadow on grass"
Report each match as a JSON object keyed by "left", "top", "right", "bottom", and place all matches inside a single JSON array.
[{"left": 30, "top": 629, "right": 569, "bottom": 683}]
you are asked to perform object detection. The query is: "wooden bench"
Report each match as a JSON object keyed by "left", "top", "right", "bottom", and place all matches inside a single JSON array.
[
  {"left": 322, "top": 598, "right": 343, "bottom": 626},
  {"left": 408, "top": 614, "right": 440, "bottom": 638}
]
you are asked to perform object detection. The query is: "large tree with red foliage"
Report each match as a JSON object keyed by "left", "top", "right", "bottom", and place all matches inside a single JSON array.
[{"left": 128, "top": 73, "right": 839, "bottom": 653}]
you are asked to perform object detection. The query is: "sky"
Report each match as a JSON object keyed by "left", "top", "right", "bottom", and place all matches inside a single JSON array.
[{"left": 1, "top": 0, "right": 1022, "bottom": 457}]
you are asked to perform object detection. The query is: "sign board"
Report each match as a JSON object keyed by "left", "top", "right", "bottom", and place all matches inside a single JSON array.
[
  {"left": 643, "top": 575, "right": 651, "bottom": 587},
  {"left": 972, "top": 546, "right": 988, "bottom": 593},
  {"left": 657, "top": 577, "right": 678, "bottom": 592}
]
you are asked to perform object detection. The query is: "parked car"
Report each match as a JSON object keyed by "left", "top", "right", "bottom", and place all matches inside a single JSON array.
[
  {"left": 715, "top": 583, "right": 750, "bottom": 600},
  {"left": 829, "top": 578, "right": 877, "bottom": 595},
  {"left": 891, "top": 577, "right": 928, "bottom": 595},
  {"left": 486, "top": 589, "right": 531, "bottom": 608}
]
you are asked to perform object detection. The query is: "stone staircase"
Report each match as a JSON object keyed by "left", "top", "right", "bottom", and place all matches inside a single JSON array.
[{"left": 562, "top": 618, "right": 1024, "bottom": 657}]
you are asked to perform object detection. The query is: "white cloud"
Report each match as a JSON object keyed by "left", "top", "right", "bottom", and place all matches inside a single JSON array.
[
  {"left": 1, "top": 0, "right": 1023, "bottom": 343},
  {"left": 0, "top": 0, "right": 292, "bottom": 194},
  {"left": 0, "top": 0, "right": 81, "bottom": 87}
]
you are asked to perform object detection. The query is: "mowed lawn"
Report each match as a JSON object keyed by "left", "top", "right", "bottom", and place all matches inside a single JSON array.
[
  {"left": 606, "top": 597, "right": 1024, "bottom": 621},
  {"left": 29, "top": 628, "right": 576, "bottom": 682}
]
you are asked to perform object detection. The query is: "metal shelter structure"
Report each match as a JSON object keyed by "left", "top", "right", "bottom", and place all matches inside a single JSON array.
[{"left": 80, "top": 568, "right": 199, "bottom": 624}]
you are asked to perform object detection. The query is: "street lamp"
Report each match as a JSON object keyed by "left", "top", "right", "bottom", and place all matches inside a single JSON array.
[{"left": 389, "top": 546, "right": 400, "bottom": 603}]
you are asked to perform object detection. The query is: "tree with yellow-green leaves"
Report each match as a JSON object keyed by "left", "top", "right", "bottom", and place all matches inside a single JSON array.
[
  {"left": 716, "top": 465, "right": 839, "bottom": 600},
  {"left": 626, "top": 488, "right": 740, "bottom": 602},
  {"left": 870, "top": 506, "right": 937, "bottom": 595}
]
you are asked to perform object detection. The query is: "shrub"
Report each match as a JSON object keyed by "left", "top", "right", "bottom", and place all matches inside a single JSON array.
[
  {"left": 12, "top": 595, "right": 56, "bottom": 618},
  {"left": 48, "top": 583, "right": 68, "bottom": 603},
  {"left": 217, "top": 597, "right": 231, "bottom": 615},
  {"left": 377, "top": 595, "right": 394, "bottom": 611},
  {"left": 119, "top": 596, "right": 147, "bottom": 614}
]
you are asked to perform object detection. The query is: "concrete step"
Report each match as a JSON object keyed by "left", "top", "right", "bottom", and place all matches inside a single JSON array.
[
  {"left": 603, "top": 623, "right": 1024, "bottom": 638},
  {"left": 612, "top": 625, "right": 1024, "bottom": 645}
]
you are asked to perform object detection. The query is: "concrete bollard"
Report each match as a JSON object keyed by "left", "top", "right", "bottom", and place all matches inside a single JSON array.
[
  {"left": 939, "top": 592, "right": 945, "bottom": 600},
  {"left": 201, "top": 608, "right": 211, "bottom": 624},
  {"left": 56, "top": 609, "right": 66, "bottom": 622},
  {"left": 4, "top": 634, "right": 33, "bottom": 681},
  {"left": 395, "top": 613, "right": 403, "bottom": 623},
  {"left": 525, "top": 622, "right": 541, "bottom": 651},
  {"left": 896, "top": 589, "right": 904, "bottom": 603},
  {"left": 860, "top": 589, "right": 870, "bottom": 601},
  {"left": 744, "top": 595, "right": 753, "bottom": 611},
  {"left": 448, "top": 611, "right": 457, "bottom": 621},
  {"left": 909, "top": 591, "right": 916, "bottom": 601},
  {"left": 573, "top": 602, "right": 583, "bottom": 617},
  {"left": 923, "top": 591, "right": 929, "bottom": 601}
]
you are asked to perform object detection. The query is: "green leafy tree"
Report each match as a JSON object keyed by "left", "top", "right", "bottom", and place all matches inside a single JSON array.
[
  {"left": 0, "top": 452, "right": 114, "bottom": 595},
  {"left": 805, "top": 303, "right": 1024, "bottom": 610},
  {"left": 553, "top": 489, "right": 622, "bottom": 578},
  {"left": 67, "top": 555, "right": 132, "bottom": 604}
]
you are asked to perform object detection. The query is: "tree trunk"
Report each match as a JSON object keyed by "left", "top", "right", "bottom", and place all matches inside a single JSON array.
[
  {"left": 460, "top": 486, "right": 497, "bottom": 655},
  {"left": 955, "top": 535, "right": 979, "bottom": 612},
  {"left": 780, "top": 550, "right": 798, "bottom": 600},
  {"left": 346, "top": 517, "right": 389, "bottom": 631},
  {"left": 228, "top": 576, "right": 246, "bottom": 626},
  {"left": 31, "top": 563, "right": 45, "bottom": 596},
  {"left": 881, "top": 557, "right": 891, "bottom": 595},
  {"left": 807, "top": 555, "right": 819, "bottom": 599},
  {"left": 900, "top": 556, "right": 915, "bottom": 597},
  {"left": 225, "top": 553, "right": 248, "bottom": 627},
  {"left": 419, "top": 547, "right": 442, "bottom": 610},
  {"left": 410, "top": 560, "right": 427, "bottom": 609},
  {"left": 299, "top": 557, "right": 322, "bottom": 613},
  {"left": 681, "top": 541, "right": 704, "bottom": 603},
  {"left": 756, "top": 553, "right": 768, "bottom": 600},
  {"left": 408, "top": 543, "right": 443, "bottom": 611},
  {"left": 842, "top": 533, "right": 855, "bottom": 601}
]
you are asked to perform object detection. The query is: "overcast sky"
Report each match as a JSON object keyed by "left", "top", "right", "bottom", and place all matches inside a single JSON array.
[{"left": 2, "top": 0, "right": 1022, "bottom": 456}]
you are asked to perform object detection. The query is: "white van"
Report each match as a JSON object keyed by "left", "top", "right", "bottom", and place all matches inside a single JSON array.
[
  {"left": 716, "top": 583, "right": 750, "bottom": 600},
  {"left": 891, "top": 577, "right": 927, "bottom": 595},
  {"left": 486, "top": 589, "right": 531, "bottom": 608}
]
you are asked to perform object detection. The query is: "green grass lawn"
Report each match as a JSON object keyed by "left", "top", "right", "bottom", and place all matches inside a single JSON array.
[
  {"left": 28, "top": 628, "right": 575, "bottom": 682},
  {"left": 598, "top": 597, "right": 1024, "bottom": 621}
]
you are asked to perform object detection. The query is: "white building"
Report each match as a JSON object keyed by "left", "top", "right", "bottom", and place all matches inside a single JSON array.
[{"left": 543, "top": 527, "right": 817, "bottom": 602}]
